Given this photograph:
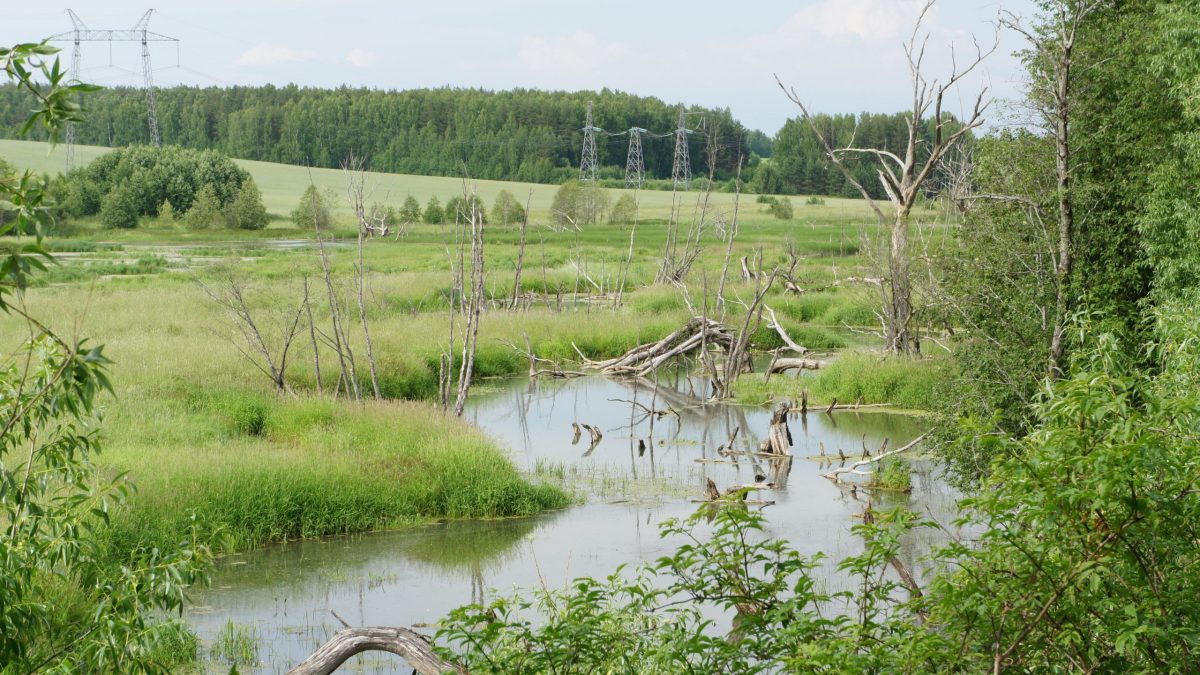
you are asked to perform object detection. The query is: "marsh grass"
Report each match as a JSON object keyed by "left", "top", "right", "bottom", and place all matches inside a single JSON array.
[
  {"left": 735, "top": 352, "right": 947, "bottom": 411},
  {"left": 210, "top": 620, "right": 259, "bottom": 667}
]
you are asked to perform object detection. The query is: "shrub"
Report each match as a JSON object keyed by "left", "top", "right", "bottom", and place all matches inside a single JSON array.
[
  {"left": 805, "top": 196, "right": 826, "bottom": 206},
  {"left": 398, "top": 195, "right": 422, "bottom": 224},
  {"left": 551, "top": 180, "right": 609, "bottom": 227},
  {"left": 491, "top": 189, "right": 526, "bottom": 227},
  {"left": 770, "top": 197, "right": 794, "bottom": 220},
  {"left": 610, "top": 193, "right": 638, "bottom": 224}
]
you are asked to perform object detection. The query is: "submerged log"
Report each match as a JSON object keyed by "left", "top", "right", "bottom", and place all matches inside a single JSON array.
[{"left": 287, "top": 626, "right": 465, "bottom": 675}]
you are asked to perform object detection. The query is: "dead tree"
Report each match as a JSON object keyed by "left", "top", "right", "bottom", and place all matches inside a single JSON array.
[
  {"left": 307, "top": 173, "right": 359, "bottom": 400},
  {"left": 344, "top": 154, "right": 383, "bottom": 399},
  {"left": 453, "top": 181, "right": 486, "bottom": 417},
  {"left": 510, "top": 190, "right": 533, "bottom": 310},
  {"left": 777, "top": 0, "right": 996, "bottom": 355},
  {"left": 715, "top": 157, "right": 745, "bottom": 317},
  {"left": 759, "top": 399, "right": 793, "bottom": 456},
  {"left": 201, "top": 273, "right": 305, "bottom": 394},
  {"left": 1002, "top": 1, "right": 1103, "bottom": 378},
  {"left": 288, "top": 626, "right": 463, "bottom": 675}
]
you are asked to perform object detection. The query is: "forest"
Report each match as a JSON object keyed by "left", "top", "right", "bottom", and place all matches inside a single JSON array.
[{"left": 3, "top": 0, "right": 1200, "bottom": 672}]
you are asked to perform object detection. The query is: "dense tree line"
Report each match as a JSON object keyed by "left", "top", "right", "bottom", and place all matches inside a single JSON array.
[{"left": 0, "top": 85, "right": 758, "bottom": 185}]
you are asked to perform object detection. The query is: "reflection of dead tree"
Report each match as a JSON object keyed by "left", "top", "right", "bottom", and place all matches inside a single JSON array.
[
  {"left": 777, "top": 0, "right": 996, "bottom": 354},
  {"left": 824, "top": 432, "right": 929, "bottom": 484},
  {"left": 201, "top": 273, "right": 306, "bottom": 394},
  {"left": 344, "top": 154, "right": 382, "bottom": 399}
]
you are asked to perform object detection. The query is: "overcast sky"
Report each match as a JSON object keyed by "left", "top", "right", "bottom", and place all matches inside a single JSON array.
[{"left": 5, "top": 0, "right": 1036, "bottom": 134}]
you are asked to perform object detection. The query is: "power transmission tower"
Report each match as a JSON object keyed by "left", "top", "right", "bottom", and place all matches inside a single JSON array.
[
  {"left": 625, "top": 127, "right": 646, "bottom": 189},
  {"left": 671, "top": 106, "right": 692, "bottom": 190},
  {"left": 579, "top": 100, "right": 600, "bottom": 183},
  {"left": 52, "top": 9, "right": 178, "bottom": 170}
]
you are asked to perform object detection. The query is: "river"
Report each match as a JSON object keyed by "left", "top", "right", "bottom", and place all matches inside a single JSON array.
[{"left": 184, "top": 373, "right": 955, "bottom": 672}]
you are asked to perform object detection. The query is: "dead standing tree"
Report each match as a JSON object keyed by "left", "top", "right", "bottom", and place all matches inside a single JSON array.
[
  {"left": 777, "top": 0, "right": 997, "bottom": 354},
  {"left": 1002, "top": 1, "right": 1104, "bottom": 378},
  {"left": 344, "top": 154, "right": 383, "bottom": 399},
  {"left": 441, "top": 179, "right": 486, "bottom": 417},
  {"left": 201, "top": 272, "right": 306, "bottom": 395},
  {"left": 307, "top": 172, "right": 360, "bottom": 400}
]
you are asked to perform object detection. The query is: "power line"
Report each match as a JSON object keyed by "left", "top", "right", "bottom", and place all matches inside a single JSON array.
[
  {"left": 579, "top": 100, "right": 599, "bottom": 183},
  {"left": 52, "top": 8, "right": 179, "bottom": 169},
  {"left": 625, "top": 127, "right": 646, "bottom": 189}
]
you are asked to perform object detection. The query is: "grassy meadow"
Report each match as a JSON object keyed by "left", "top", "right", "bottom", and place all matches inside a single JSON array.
[{"left": 0, "top": 139, "right": 945, "bottom": 564}]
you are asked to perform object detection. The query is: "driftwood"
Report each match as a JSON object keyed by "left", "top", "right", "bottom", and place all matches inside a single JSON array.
[
  {"left": 571, "top": 423, "right": 581, "bottom": 445},
  {"left": 768, "top": 358, "right": 827, "bottom": 374},
  {"left": 824, "top": 432, "right": 929, "bottom": 484},
  {"left": 287, "top": 626, "right": 464, "bottom": 675},
  {"left": 791, "top": 401, "right": 894, "bottom": 414},
  {"left": 577, "top": 316, "right": 735, "bottom": 377},
  {"left": 758, "top": 399, "right": 793, "bottom": 456},
  {"left": 580, "top": 423, "right": 603, "bottom": 455}
]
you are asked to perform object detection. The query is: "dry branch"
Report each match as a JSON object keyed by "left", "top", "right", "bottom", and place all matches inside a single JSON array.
[
  {"left": 287, "top": 626, "right": 464, "bottom": 675},
  {"left": 824, "top": 432, "right": 929, "bottom": 483}
]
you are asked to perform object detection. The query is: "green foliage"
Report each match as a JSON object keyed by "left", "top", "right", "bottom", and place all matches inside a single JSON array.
[
  {"left": 290, "top": 184, "right": 332, "bottom": 230},
  {"left": 226, "top": 176, "right": 268, "bottom": 229},
  {"left": 491, "top": 189, "right": 525, "bottom": 227},
  {"left": 210, "top": 620, "right": 258, "bottom": 667},
  {"left": 184, "top": 184, "right": 222, "bottom": 230},
  {"left": 551, "top": 180, "right": 609, "bottom": 227},
  {"left": 398, "top": 195, "right": 422, "bottom": 224},
  {"left": 609, "top": 193, "right": 637, "bottom": 224},
  {"left": 0, "top": 39, "right": 211, "bottom": 673},
  {"left": 99, "top": 183, "right": 139, "bottom": 229},
  {"left": 866, "top": 457, "right": 911, "bottom": 491},
  {"left": 769, "top": 196, "right": 793, "bottom": 220},
  {"left": 156, "top": 198, "right": 176, "bottom": 223},
  {"left": 804, "top": 196, "right": 825, "bottom": 206},
  {"left": 56, "top": 144, "right": 248, "bottom": 221},
  {"left": 423, "top": 196, "right": 444, "bottom": 224}
]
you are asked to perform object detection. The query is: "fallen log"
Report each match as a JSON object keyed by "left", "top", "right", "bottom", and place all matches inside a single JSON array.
[
  {"left": 287, "top": 626, "right": 465, "bottom": 675},
  {"left": 824, "top": 432, "right": 929, "bottom": 484},
  {"left": 578, "top": 316, "right": 736, "bottom": 377},
  {"left": 768, "top": 358, "right": 827, "bottom": 374}
]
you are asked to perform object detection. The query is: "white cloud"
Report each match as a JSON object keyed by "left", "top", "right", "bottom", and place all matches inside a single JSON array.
[
  {"left": 518, "top": 32, "right": 626, "bottom": 74},
  {"left": 345, "top": 48, "right": 378, "bottom": 68},
  {"left": 778, "top": 0, "right": 929, "bottom": 42},
  {"left": 235, "top": 43, "right": 315, "bottom": 66}
]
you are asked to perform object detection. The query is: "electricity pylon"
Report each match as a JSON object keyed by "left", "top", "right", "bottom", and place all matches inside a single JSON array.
[
  {"left": 671, "top": 106, "right": 692, "bottom": 190},
  {"left": 579, "top": 100, "right": 600, "bottom": 183},
  {"left": 624, "top": 127, "right": 646, "bottom": 189},
  {"left": 52, "top": 9, "right": 178, "bottom": 169}
]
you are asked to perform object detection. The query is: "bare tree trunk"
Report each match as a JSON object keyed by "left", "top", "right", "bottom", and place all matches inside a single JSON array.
[
  {"left": 287, "top": 627, "right": 464, "bottom": 675},
  {"left": 303, "top": 276, "right": 322, "bottom": 395},
  {"left": 454, "top": 186, "right": 485, "bottom": 416},
  {"left": 510, "top": 190, "right": 531, "bottom": 310},
  {"left": 716, "top": 157, "right": 744, "bottom": 317},
  {"left": 886, "top": 211, "right": 916, "bottom": 353}
]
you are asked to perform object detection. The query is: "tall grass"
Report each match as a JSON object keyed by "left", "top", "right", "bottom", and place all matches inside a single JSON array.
[{"left": 735, "top": 352, "right": 947, "bottom": 411}]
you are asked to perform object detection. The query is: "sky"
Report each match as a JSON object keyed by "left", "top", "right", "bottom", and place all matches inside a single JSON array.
[{"left": 5, "top": 0, "right": 1037, "bottom": 134}]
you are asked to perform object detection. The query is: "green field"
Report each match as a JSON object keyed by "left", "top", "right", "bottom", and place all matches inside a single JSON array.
[
  {"left": 0, "top": 138, "right": 925, "bottom": 564},
  {"left": 0, "top": 138, "right": 877, "bottom": 225}
]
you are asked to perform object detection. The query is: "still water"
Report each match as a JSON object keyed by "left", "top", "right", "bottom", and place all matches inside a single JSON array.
[{"left": 185, "top": 374, "right": 954, "bottom": 672}]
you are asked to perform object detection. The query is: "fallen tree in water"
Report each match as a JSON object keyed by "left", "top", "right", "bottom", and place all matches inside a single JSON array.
[{"left": 575, "top": 316, "right": 737, "bottom": 377}]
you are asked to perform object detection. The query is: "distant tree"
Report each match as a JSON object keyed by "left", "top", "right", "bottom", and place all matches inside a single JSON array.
[
  {"left": 291, "top": 185, "right": 332, "bottom": 230},
  {"left": 398, "top": 195, "right": 422, "bottom": 224},
  {"left": 185, "top": 185, "right": 222, "bottom": 229},
  {"left": 609, "top": 193, "right": 638, "bottom": 224},
  {"left": 491, "top": 190, "right": 525, "bottom": 227},
  {"left": 0, "top": 157, "right": 13, "bottom": 229},
  {"left": 423, "top": 196, "right": 444, "bottom": 224},
  {"left": 551, "top": 181, "right": 609, "bottom": 227},
  {"left": 99, "top": 184, "right": 139, "bottom": 229},
  {"left": 445, "top": 194, "right": 487, "bottom": 224},
  {"left": 227, "top": 177, "right": 269, "bottom": 230}
]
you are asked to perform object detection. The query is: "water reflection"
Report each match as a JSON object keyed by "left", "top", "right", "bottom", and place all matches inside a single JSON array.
[{"left": 188, "top": 374, "right": 954, "bottom": 672}]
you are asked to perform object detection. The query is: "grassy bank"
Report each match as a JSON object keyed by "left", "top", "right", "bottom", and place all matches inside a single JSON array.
[{"left": 734, "top": 351, "right": 948, "bottom": 411}]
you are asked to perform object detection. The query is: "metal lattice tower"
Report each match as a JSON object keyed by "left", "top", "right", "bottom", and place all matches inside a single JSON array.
[
  {"left": 579, "top": 100, "right": 600, "bottom": 183},
  {"left": 52, "top": 9, "right": 178, "bottom": 169},
  {"left": 624, "top": 127, "right": 646, "bottom": 189},
  {"left": 671, "top": 106, "right": 691, "bottom": 190}
]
